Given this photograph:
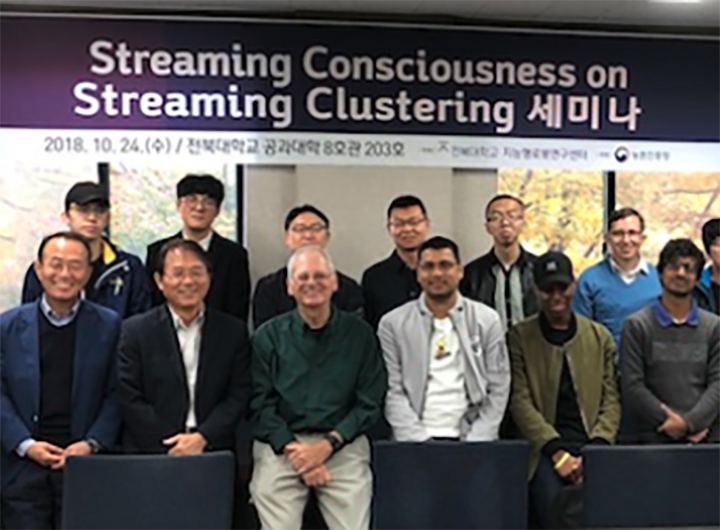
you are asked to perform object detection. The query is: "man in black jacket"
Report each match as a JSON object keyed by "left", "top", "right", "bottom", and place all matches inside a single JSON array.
[
  {"left": 146, "top": 174, "right": 251, "bottom": 322},
  {"left": 461, "top": 194, "right": 538, "bottom": 332},
  {"left": 252, "top": 205, "right": 363, "bottom": 329}
]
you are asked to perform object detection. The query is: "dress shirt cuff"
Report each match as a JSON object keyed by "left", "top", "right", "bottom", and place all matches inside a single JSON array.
[
  {"left": 269, "top": 430, "right": 297, "bottom": 455},
  {"left": 16, "top": 438, "right": 36, "bottom": 458}
]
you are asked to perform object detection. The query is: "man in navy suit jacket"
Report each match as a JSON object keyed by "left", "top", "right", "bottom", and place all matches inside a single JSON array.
[{"left": 1, "top": 232, "right": 121, "bottom": 530}]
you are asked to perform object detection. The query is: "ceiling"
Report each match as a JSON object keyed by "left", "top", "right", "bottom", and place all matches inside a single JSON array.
[{"left": 5, "top": 0, "right": 720, "bottom": 31}]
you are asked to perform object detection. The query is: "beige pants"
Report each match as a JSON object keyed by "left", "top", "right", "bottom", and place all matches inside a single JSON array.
[{"left": 250, "top": 435, "right": 372, "bottom": 530}]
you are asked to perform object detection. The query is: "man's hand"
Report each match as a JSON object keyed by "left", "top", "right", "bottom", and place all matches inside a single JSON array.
[
  {"left": 658, "top": 404, "right": 688, "bottom": 440},
  {"left": 285, "top": 440, "right": 333, "bottom": 475},
  {"left": 552, "top": 451, "right": 583, "bottom": 484},
  {"left": 26, "top": 442, "right": 64, "bottom": 468},
  {"left": 687, "top": 429, "right": 709, "bottom": 444},
  {"left": 163, "top": 433, "right": 207, "bottom": 456},
  {"left": 50, "top": 441, "right": 94, "bottom": 470},
  {"left": 301, "top": 464, "right": 332, "bottom": 487}
]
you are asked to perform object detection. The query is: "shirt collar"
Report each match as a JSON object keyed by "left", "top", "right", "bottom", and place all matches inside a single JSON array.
[
  {"left": 417, "top": 292, "right": 464, "bottom": 318},
  {"left": 168, "top": 304, "right": 205, "bottom": 330},
  {"left": 291, "top": 305, "right": 337, "bottom": 335},
  {"left": 609, "top": 256, "right": 649, "bottom": 278},
  {"left": 389, "top": 250, "right": 414, "bottom": 272},
  {"left": 182, "top": 230, "right": 214, "bottom": 252},
  {"left": 651, "top": 297, "right": 699, "bottom": 328},
  {"left": 101, "top": 239, "right": 117, "bottom": 265},
  {"left": 40, "top": 295, "right": 81, "bottom": 326},
  {"left": 489, "top": 246, "right": 528, "bottom": 269}
]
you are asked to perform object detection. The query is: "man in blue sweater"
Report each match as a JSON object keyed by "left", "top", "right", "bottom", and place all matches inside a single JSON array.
[{"left": 573, "top": 208, "right": 661, "bottom": 347}]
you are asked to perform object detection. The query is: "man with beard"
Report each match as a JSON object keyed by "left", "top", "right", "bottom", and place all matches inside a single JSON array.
[
  {"left": 362, "top": 196, "right": 430, "bottom": 330},
  {"left": 573, "top": 208, "right": 661, "bottom": 346},
  {"left": 461, "top": 195, "right": 538, "bottom": 332},
  {"left": 621, "top": 239, "right": 720, "bottom": 444},
  {"left": 508, "top": 251, "right": 620, "bottom": 528},
  {"left": 379, "top": 236, "right": 510, "bottom": 442}
]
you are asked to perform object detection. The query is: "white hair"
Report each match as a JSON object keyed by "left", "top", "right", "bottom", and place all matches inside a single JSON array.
[{"left": 286, "top": 245, "right": 336, "bottom": 278}]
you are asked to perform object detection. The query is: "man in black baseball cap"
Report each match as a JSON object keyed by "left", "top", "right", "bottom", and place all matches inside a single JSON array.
[
  {"left": 508, "top": 250, "right": 620, "bottom": 529},
  {"left": 21, "top": 181, "right": 151, "bottom": 319}
]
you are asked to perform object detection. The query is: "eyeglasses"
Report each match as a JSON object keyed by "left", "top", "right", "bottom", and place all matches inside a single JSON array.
[
  {"left": 181, "top": 195, "right": 218, "bottom": 209},
  {"left": 609, "top": 229, "right": 643, "bottom": 239},
  {"left": 294, "top": 272, "right": 332, "bottom": 283},
  {"left": 486, "top": 212, "right": 523, "bottom": 224},
  {"left": 665, "top": 261, "right": 697, "bottom": 273},
  {"left": 388, "top": 217, "right": 427, "bottom": 230},
  {"left": 164, "top": 268, "right": 208, "bottom": 281},
  {"left": 289, "top": 224, "right": 327, "bottom": 235},
  {"left": 70, "top": 204, "right": 109, "bottom": 216},
  {"left": 45, "top": 259, "right": 87, "bottom": 275}
]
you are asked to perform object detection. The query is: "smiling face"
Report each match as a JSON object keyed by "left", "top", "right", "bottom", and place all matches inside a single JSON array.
[
  {"left": 387, "top": 205, "right": 429, "bottom": 252},
  {"left": 35, "top": 237, "right": 91, "bottom": 304},
  {"left": 155, "top": 247, "right": 211, "bottom": 312},
  {"left": 417, "top": 247, "right": 463, "bottom": 302},
  {"left": 285, "top": 212, "right": 330, "bottom": 251},
  {"left": 287, "top": 250, "right": 338, "bottom": 310},
  {"left": 177, "top": 194, "right": 220, "bottom": 233},
  {"left": 660, "top": 257, "right": 700, "bottom": 298},
  {"left": 536, "top": 281, "right": 576, "bottom": 321},
  {"left": 606, "top": 215, "right": 645, "bottom": 263}
]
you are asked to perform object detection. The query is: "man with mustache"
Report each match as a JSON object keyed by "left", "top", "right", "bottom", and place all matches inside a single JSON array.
[
  {"left": 362, "top": 195, "right": 430, "bottom": 330},
  {"left": 379, "top": 236, "right": 510, "bottom": 442},
  {"left": 621, "top": 239, "right": 720, "bottom": 444}
]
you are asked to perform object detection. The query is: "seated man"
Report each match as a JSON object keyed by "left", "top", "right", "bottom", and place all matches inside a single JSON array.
[
  {"left": 250, "top": 246, "right": 387, "bottom": 530},
  {"left": 379, "top": 236, "right": 510, "bottom": 442},
  {"left": 252, "top": 205, "right": 363, "bottom": 328},
  {"left": 2, "top": 232, "right": 121, "bottom": 529},
  {"left": 621, "top": 239, "right": 719, "bottom": 444},
  {"left": 509, "top": 251, "right": 620, "bottom": 529}
]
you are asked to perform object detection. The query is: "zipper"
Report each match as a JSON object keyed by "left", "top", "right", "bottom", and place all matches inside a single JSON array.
[
  {"left": 94, "top": 260, "right": 130, "bottom": 290},
  {"left": 564, "top": 347, "right": 590, "bottom": 436}
]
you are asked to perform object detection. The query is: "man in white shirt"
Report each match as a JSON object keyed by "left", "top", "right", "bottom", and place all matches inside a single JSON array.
[{"left": 378, "top": 236, "right": 511, "bottom": 442}]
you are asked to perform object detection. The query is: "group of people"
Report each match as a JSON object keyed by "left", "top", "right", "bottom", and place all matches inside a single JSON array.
[{"left": 1, "top": 173, "right": 718, "bottom": 530}]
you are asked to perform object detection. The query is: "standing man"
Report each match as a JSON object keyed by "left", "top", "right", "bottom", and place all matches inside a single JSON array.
[
  {"left": 621, "top": 239, "right": 719, "bottom": 444},
  {"left": 573, "top": 207, "right": 661, "bottom": 346},
  {"left": 2, "top": 232, "right": 121, "bottom": 529},
  {"left": 697, "top": 218, "right": 719, "bottom": 315},
  {"left": 509, "top": 251, "right": 620, "bottom": 529},
  {"left": 379, "top": 236, "right": 510, "bottom": 442},
  {"left": 362, "top": 195, "right": 430, "bottom": 330},
  {"left": 250, "top": 246, "right": 387, "bottom": 530},
  {"left": 22, "top": 182, "right": 150, "bottom": 319},
  {"left": 461, "top": 194, "right": 538, "bottom": 332},
  {"left": 146, "top": 174, "right": 251, "bottom": 322},
  {"left": 252, "top": 205, "right": 363, "bottom": 329}
]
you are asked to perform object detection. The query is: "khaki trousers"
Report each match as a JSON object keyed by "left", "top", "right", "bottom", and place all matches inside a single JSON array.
[{"left": 250, "top": 435, "right": 372, "bottom": 530}]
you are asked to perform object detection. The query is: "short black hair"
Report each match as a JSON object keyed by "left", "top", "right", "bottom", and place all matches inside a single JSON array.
[
  {"left": 284, "top": 205, "right": 330, "bottom": 231},
  {"left": 485, "top": 194, "right": 525, "bottom": 218},
  {"left": 657, "top": 238, "right": 705, "bottom": 280},
  {"left": 608, "top": 207, "right": 645, "bottom": 233},
  {"left": 387, "top": 195, "right": 427, "bottom": 219},
  {"left": 418, "top": 236, "right": 461, "bottom": 263},
  {"left": 702, "top": 218, "right": 720, "bottom": 255},
  {"left": 37, "top": 231, "right": 92, "bottom": 264},
  {"left": 176, "top": 174, "right": 224, "bottom": 207},
  {"left": 155, "top": 239, "right": 213, "bottom": 276}
]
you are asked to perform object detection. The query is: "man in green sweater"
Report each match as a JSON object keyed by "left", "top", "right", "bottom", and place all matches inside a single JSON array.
[
  {"left": 250, "top": 245, "right": 387, "bottom": 530},
  {"left": 621, "top": 239, "right": 719, "bottom": 444},
  {"left": 508, "top": 251, "right": 621, "bottom": 529}
]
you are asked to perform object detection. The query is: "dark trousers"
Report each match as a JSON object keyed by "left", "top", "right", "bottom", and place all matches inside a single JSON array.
[
  {"left": 530, "top": 456, "right": 565, "bottom": 529},
  {"left": 1, "top": 462, "right": 64, "bottom": 529}
]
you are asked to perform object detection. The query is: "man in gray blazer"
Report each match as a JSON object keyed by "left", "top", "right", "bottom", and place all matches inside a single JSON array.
[{"left": 378, "top": 236, "right": 511, "bottom": 442}]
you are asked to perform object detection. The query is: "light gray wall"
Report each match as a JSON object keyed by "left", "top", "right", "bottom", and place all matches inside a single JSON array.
[{"left": 245, "top": 164, "right": 499, "bottom": 287}]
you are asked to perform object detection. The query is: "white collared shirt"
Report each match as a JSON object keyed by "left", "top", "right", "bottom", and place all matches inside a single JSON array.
[
  {"left": 609, "top": 257, "right": 649, "bottom": 285},
  {"left": 40, "top": 295, "right": 81, "bottom": 327},
  {"left": 183, "top": 230, "right": 213, "bottom": 252},
  {"left": 168, "top": 305, "right": 205, "bottom": 430}
]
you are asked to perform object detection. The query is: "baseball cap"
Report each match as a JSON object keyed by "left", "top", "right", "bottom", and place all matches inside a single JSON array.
[
  {"left": 65, "top": 182, "right": 110, "bottom": 211},
  {"left": 533, "top": 251, "right": 575, "bottom": 290}
]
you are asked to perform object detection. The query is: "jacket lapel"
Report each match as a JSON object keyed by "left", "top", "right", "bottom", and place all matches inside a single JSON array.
[
  {"left": 20, "top": 303, "right": 41, "bottom": 415},
  {"left": 195, "top": 309, "right": 218, "bottom": 413},
  {"left": 158, "top": 306, "right": 189, "bottom": 391},
  {"left": 406, "top": 299, "right": 431, "bottom": 413}
]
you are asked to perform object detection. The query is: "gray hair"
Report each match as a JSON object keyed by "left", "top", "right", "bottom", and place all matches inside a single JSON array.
[{"left": 286, "top": 245, "right": 336, "bottom": 279}]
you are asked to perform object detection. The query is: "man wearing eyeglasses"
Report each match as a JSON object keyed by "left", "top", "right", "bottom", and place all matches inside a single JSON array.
[
  {"left": 461, "top": 194, "right": 538, "bottom": 332},
  {"left": 379, "top": 236, "right": 510, "bottom": 443},
  {"left": 621, "top": 239, "right": 719, "bottom": 444},
  {"left": 697, "top": 218, "right": 719, "bottom": 315},
  {"left": 252, "top": 204, "right": 363, "bottom": 329},
  {"left": 361, "top": 196, "right": 430, "bottom": 330},
  {"left": 146, "top": 174, "right": 251, "bottom": 322},
  {"left": 573, "top": 207, "right": 661, "bottom": 346},
  {"left": 21, "top": 182, "right": 151, "bottom": 319}
]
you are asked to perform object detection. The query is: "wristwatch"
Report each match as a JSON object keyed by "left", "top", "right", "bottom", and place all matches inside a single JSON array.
[
  {"left": 322, "top": 433, "right": 344, "bottom": 454},
  {"left": 85, "top": 439, "right": 101, "bottom": 454}
]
